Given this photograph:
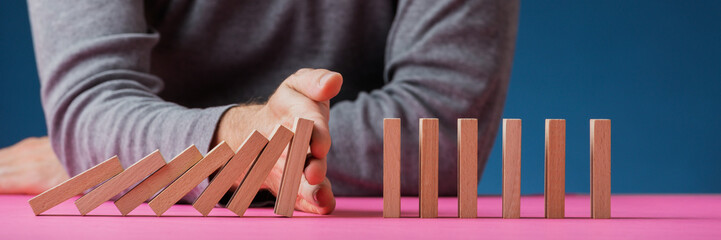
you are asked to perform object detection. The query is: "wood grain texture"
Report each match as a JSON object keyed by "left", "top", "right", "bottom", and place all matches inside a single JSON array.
[
  {"left": 28, "top": 156, "right": 124, "bottom": 215},
  {"left": 114, "top": 145, "right": 203, "bottom": 216},
  {"left": 274, "top": 118, "right": 314, "bottom": 217},
  {"left": 227, "top": 125, "right": 293, "bottom": 216},
  {"left": 458, "top": 118, "right": 478, "bottom": 218},
  {"left": 148, "top": 142, "right": 234, "bottom": 216},
  {"left": 383, "top": 118, "right": 401, "bottom": 218},
  {"left": 545, "top": 119, "right": 566, "bottom": 219},
  {"left": 75, "top": 151, "right": 166, "bottom": 215},
  {"left": 419, "top": 118, "right": 438, "bottom": 218},
  {"left": 591, "top": 119, "right": 611, "bottom": 219},
  {"left": 502, "top": 119, "right": 521, "bottom": 219},
  {"left": 194, "top": 131, "right": 268, "bottom": 216}
]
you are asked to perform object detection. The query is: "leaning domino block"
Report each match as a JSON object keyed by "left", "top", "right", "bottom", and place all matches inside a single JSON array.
[
  {"left": 193, "top": 131, "right": 268, "bottom": 216},
  {"left": 227, "top": 125, "right": 293, "bottom": 216},
  {"left": 115, "top": 145, "right": 204, "bottom": 216},
  {"left": 28, "top": 156, "right": 124, "bottom": 215},
  {"left": 148, "top": 142, "right": 234, "bottom": 216},
  {"left": 75, "top": 151, "right": 166, "bottom": 215},
  {"left": 275, "top": 118, "right": 314, "bottom": 217}
]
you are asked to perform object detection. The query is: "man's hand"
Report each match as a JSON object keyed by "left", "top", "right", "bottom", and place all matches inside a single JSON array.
[
  {"left": 0, "top": 137, "right": 69, "bottom": 195},
  {"left": 213, "top": 68, "right": 343, "bottom": 214}
]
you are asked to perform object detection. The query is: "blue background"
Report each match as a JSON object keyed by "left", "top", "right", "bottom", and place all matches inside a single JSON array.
[{"left": 1, "top": 1, "right": 719, "bottom": 194}]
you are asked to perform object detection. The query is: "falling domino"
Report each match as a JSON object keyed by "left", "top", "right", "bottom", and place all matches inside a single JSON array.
[
  {"left": 227, "top": 125, "right": 293, "bottom": 216},
  {"left": 75, "top": 151, "right": 166, "bottom": 215},
  {"left": 591, "top": 119, "right": 611, "bottom": 219},
  {"left": 383, "top": 118, "right": 401, "bottom": 218},
  {"left": 28, "top": 156, "right": 124, "bottom": 215},
  {"left": 148, "top": 142, "right": 234, "bottom": 216},
  {"left": 193, "top": 131, "right": 268, "bottom": 216},
  {"left": 114, "top": 145, "right": 204, "bottom": 216},
  {"left": 502, "top": 119, "right": 521, "bottom": 219},
  {"left": 457, "top": 118, "right": 478, "bottom": 218},
  {"left": 545, "top": 119, "right": 566, "bottom": 219},
  {"left": 419, "top": 118, "right": 438, "bottom": 218},
  {"left": 275, "top": 118, "right": 315, "bottom": 217}
]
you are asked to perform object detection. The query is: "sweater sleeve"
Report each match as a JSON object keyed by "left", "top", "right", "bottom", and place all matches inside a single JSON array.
[
  {"left": 326, "top": 0, "right": 519, "bottom": 196},
  {"left": 28, "top": 0, "right": 232, "bottom": 201}
]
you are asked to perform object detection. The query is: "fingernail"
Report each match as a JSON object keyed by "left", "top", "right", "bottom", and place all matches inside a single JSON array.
[
  {"left": 319, "top": 72, "right": 336, "bottom": 87},
  {"left": 312, "top": 188, "right": 321, "bottom": 205}
]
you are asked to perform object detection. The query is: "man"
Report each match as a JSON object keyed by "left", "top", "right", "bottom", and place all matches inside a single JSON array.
[{"left": 4, "top": 0, "right": 518, "bottom": 214}]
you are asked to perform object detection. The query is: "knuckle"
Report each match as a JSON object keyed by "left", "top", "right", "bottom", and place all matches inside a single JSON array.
[
  {"left": 310, "top": 69, "right": 330, "bottom": 77},
  {"left": 291, "top": 68, "right": 314, "bottom": 79},
  {"left": 295, "top": 68, "right": 314, "bottom": 74}
]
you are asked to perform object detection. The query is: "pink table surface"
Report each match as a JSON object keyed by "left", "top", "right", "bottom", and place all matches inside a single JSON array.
[{"left": 1, "top": 194, "right": 719, "bottom": 239}]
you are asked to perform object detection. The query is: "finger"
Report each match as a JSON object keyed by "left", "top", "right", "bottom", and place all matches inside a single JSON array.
[
  {"left": 296, "top": 177, "right": 335, "bottom": 215},
  {"left": 283, "top": 69, "right": 343, "bottom": 102},
  {"left": 285, "top": 102, "right": 332, "bottom": 161},
  {"left": 303, "top": 157, "right": 326, "bottom": 185},
  {"left": 309, "top": 120, "right": 331, "bottom": 161}
]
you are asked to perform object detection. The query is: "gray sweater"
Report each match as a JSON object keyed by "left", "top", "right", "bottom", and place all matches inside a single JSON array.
[{"left": 28, "top": 0, "right": 518, "bottom": 201}]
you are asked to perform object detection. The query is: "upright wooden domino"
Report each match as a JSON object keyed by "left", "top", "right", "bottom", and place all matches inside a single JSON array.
[
  {"left": 545, "top": 119, "right": 566, "bottom": 219},
  {"left": 457, "top": 118, "right": 478, "bottom": 218},
  {"left": 193, "top": 131, "right": 268, "bottom": 216},
  {"left": 419, "top": 118, "right": 438, "bottom": 218},
  {"left": 275, "top": 118, "right": 314, "bottom": 217},
  {"left": 383, "top": 118, "right": 401, "bottom": 218},
  {"left": 28, "top": 156, "right": 124, "bottom": 215},
  {"left": 227, "top": 125, "right": 293, "bottom": 216},
  {"left": 502, "top": 119, "right": 521, "bottom": 219},
  {"left": 591, "top": 119, "right": 611, "bottom": 219},
  {"left": 114, "top": 145, "right": 204, "bottom": 216},
  {"left": 148, "top": 142, "right": 234, "bottom": 216},
  {"left": 75, "top": 151, "right": 166, "bottom": 215}
]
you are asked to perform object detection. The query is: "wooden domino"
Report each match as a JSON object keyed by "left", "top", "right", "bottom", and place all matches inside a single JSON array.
[
  {"left": 545, "top": 119, "right": 566, "bottom": 219},
  {"left": 193, "top": 131, "right": 268, "bottom": 216},
  {"left": 591, "top": 119, "right": 611, "bottom": 219},
  {"left": 28, "top": 156, "right": 124, "bottom": 215},
  {"left": 419, "top": 118, "right": 438, "bottom": 218},
  {"left": 274, "top": 118, "right": 314, "bottom": 217},
  {"left": 502, "top": 119, "right": 521, "bottom": 219},
  {"left": 148, "top": 142, "right": 234, "bottom": 216},
  {"left": 114, "top": 145, "right": 204, "bottom": 216},
  {"left": 457, "top": 118, "right": 478, "bottom": 218},
  {"left": 227, "top": 125, "right": 293, "bottom": 216},
  {"left": 383, "top": 118, "right": 401, "bottom": 218},
  {"left": 75, "top": 150, "right": 166, "bottom": 215}
]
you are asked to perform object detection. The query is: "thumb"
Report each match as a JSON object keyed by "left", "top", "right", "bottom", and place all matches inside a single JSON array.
[
  {"left": 284, "top": 69, "right": 343, "bottom": 102},
  {"left": 296, "top": 176, "right": 335, "bottom": 215}
]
